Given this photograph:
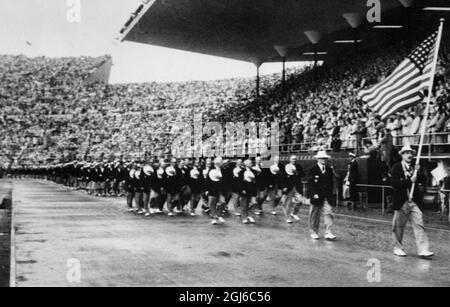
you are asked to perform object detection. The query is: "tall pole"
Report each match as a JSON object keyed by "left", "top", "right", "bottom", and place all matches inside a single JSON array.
[
  {"left": 282, "top": 56, "right": 286, "bottom": 92},
  {"left": 314, "top": 44, "right": 318, "bottom": 82},
  {"left": 409, "top": 19, "right": 445, "bottom": 200},
  {"left": 256, "top": 65, "right": 260, "bottom": 98}
]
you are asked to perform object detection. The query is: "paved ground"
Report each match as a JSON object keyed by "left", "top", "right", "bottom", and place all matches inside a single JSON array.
[{"left": 10, "top": 180, "right": 450, "bottom": 287}]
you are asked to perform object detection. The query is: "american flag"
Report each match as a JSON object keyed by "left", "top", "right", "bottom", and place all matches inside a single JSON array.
[{"left": 358, "top": 32, "right": 438, "bottom": 119}]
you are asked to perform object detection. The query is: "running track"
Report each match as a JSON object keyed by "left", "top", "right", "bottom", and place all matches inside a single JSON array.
[{"left": 10, "top": 180, "right": 450, "bottom": 287}]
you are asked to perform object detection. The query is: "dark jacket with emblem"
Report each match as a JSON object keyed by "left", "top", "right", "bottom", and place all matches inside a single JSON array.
[
  {"left": 282, "top": 163, "right": 305, "bottom": 193},
  {"left": 307, "top": 164, "right": 334, "bottom": 206},
  {"left": 390, "top": 161, "right": 425, "bottom": 210},
  {"left": 239, "top": 168, "right": 257, "bottom": 197}
]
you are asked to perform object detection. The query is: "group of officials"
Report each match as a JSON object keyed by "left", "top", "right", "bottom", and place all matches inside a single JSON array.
[{"left": 11, "top": 145, "right": 434, "bottom": 258}]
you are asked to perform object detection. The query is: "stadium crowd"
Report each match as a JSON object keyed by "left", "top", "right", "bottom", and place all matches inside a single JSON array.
[
  {"left": 1, "top": 40, "right": 450, "bottom": 170},
  {"left": 213, "top": 43, "right": 450, "bottom": 156}
]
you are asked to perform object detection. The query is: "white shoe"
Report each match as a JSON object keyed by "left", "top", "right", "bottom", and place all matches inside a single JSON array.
[
  {"left": 255, "top": 211, "right": 262, "bottom": 216},
  {"left": 286, "top": 219, "right": 293, "bottom": 224},
  {"left": 394, "top": 248, "right": 407, "bottom": 257},
  {"left": 418, "top": 251, "right": 434, "bottom": 258},
  {"left": 155, "top": 209, "right": 163, "bottom": 214},
  {"left": 218, "top": 217, "right": 225, "bottom": 224},
  {"left": 248, "top": 217, "right": 256, "bottom": 224},
  {"left": 324, "top": 233, "right": 337, "bottom": 241},
  {"left": 271, "top": 211, "right": 277, "bottom": 216},
  {"left": 243, "top": 218, "right": 250, "bottom": 224},
  {"left": 137, "top": 209, "right": 145, "bottom": 215},
  {"left": 168, "top": 212, "right": 175, "bottom": 217},
  {"left": 234, "top": 212, "right": 241, "bottom": 216},
  {"left": 145, "top": 212, "right": 151, "bottom": 217},
  {"left": 127, "top": 208, "right": 134, "bottom": 212},
  {"left": 310, "top": 233, "right": 320, "bottom": 240},
  {"left": 190, "top": 212, "right": 197, "bottom": 217},
  {"left": 211, "top": 219, "right": 219, "bottom": 225},
  {"left": 291, "top": 214, "right": 300, "bottom": 221}
]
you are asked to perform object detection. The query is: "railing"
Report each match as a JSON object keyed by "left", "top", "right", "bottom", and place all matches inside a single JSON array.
[
  {"left": 356, "top": 184, "right": 394, "bottom": 215},
  {"left": 362, "top": 132, "right": 450, "bottom": 147},
  {"left": 173, "top": 141, "right": 360, "bottom": 158}
]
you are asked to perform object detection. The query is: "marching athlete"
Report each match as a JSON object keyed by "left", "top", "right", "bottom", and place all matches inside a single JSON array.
[
  {"left": 240, "top": 159, "right": 257, "bottom": 224},
  {"left": 307, "top": 151, "right": 337, "bottom": 241},
  {"left": 281, "top": 155, "right": 304, "bottom": 224},
  {"left": 201, "top": 158, "right": 213, "bottom": 214},
  {"left": 253, "top": 156, "right": 267, "bottom": 215},
  {"left": 390, "top": 145, "right": 434, "bottom": 258},
  {"left": 134, "top": 162, "right": 145, "bottom": 214},
  {"left": 142, "top": 163, "right": 154, "bottom": 217},
  {"left": 165, "top": 158, "right": 181, "bottom": 216},
  {"left": 188, "top": 159, "right": 203, "bottom": 216},
  {"left": 178, "top": 159, "right": 192, "bottom": 213},
  {"left": 228, "top": 159, "right": 243, "bottom": 216},
  {"left": 206, "top": 157, "right": 226, "bottom": 225},
  {"left": 125, "top": 163, "right": 136, "bottom": 212},
  {"left": 267, "top": 156, "right": 284, "bottom": 215},
  {"left": 152, "top": 159, "right": 167, "bottom": 214}
]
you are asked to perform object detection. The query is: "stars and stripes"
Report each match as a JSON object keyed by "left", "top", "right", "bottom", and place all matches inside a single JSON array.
[{"left": 358, "top": 31, "right": 438, "bottom": 119}]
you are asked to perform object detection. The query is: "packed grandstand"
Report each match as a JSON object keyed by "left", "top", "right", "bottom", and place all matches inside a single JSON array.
[{"left": 1, "top": 38, "right": 450, "bottom": 170}]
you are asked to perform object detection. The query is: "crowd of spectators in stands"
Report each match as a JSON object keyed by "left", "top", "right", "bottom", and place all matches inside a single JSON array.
[
  {"left": 1, "top": 39, "right": 450, "bottom": 169},
  {"left": 213, "top": 43, "right": 450, "bottom": 157}
]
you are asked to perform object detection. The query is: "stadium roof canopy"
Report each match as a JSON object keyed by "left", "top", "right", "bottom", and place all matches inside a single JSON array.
[{"left": 119, "top": 0, "right": 450, "bottom": 64}]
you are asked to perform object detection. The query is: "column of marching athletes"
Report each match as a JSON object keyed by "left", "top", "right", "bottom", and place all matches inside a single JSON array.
[{"left": 9, "top": 145, "right": 435, "bottom": 258}]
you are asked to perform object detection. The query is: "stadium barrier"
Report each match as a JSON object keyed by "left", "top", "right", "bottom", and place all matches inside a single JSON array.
[
  {"left": 362, "top": 132, "right": 450, "bottom": 148},
  {"left": 173, "top": 142, "right": 359, "bottom": 159},
  {"left": 356, "top": 184, "right": 393, "bottom": 215}
]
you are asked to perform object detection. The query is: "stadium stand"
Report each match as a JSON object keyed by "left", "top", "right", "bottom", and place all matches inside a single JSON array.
[{"left": 1, "top": 38, "right": 450, "bottom": 169}]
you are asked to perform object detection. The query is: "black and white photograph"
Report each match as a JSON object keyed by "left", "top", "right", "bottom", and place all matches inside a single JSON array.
[{"left": 1, "top": 0, "right": 450, "bottom": 290}]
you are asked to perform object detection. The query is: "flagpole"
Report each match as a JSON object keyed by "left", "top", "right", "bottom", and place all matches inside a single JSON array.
[{"left": 409, "top": 18, "right": 445, "bottom": 200}]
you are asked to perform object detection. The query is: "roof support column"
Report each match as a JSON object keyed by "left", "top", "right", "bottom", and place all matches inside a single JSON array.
[
  {"left": 304, "top": 31, "right": 322, "bottom": 84},
  {"left": 274, "top": 46, "right": 289, "bottom": 95},
  {"left": 252, "top": 59, "right": 264, "bottom": 98}
]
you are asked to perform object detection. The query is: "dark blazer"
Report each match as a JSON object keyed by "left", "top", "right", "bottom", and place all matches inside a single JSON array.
[
  {"left": 165, "top": 168, "right": 180, "bottom": 195},
  {"left": 140, "top": 172, "right": 153, "bottom": 193},
  {"left": 188, "top": 168, "right": 204, "bottom": 195},
  {"left": 153, "top": 168, "right": 167, "bottom": 192},
  {"left": 390, "top": 162, "right": 425, "bottom": 210},
  {"left": 239, "top": 168, "right": 257, "bottom": 197},
  {"left": 282, "top": 163, "right": 305, "bottom": 193},
  {"left": 178, "top": 166, "right": 190, "bottom": 188},
  {"left": 205, "top": 168, "right": 223, "bottom": 198},
  {"left": 307, "top": 164, "right": 334, "bottom": 206},
  {"left": 230, "top": 166, "right": 243, "bottom": 193},
  {"left": 266, "top": 165, "right": 284, "bottom": 189}
]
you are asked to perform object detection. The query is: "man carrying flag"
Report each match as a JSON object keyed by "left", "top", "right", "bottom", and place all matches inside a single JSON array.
[{"left": 360, "top": 19, "right": 446, "bottom": 259}]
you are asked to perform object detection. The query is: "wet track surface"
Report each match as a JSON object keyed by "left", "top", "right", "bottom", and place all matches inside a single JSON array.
[{"left": 10, "top": 180, "right": 450, "bottom": 287}]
